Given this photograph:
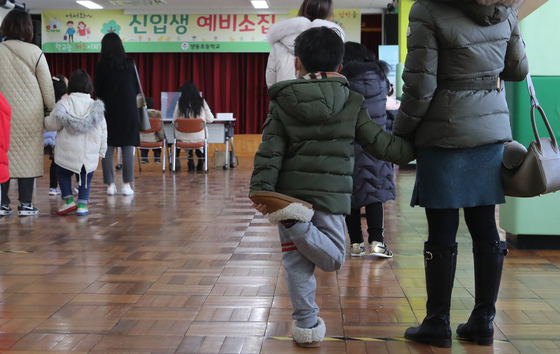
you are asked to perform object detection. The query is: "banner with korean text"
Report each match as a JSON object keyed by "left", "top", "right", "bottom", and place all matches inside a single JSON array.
[{"left": 41, "top": 10, "right": 361, "bottom": 53}]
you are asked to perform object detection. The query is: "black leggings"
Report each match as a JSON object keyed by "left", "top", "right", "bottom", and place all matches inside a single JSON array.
[
  {"left": 345, "top": 202, "right": 384, "bottom": 244},
  {"left": 1, "top": 178, "right": 34, "bottom": 204},
  {"left": 50, "top": 160, "right": 58, "bottom": 188},
  {"left": 425, "top": 205, "right": 500, "bottom": 246},
  {"left": 187, "top": 149, "right": 204, "bottom": 164}
]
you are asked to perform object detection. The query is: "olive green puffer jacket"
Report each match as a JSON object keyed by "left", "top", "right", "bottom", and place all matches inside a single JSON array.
[
  {"left": 250, "top": 76, "right": 414, "bottom": 215},
  {"left": 393, "top": 0, "right": 529, "bottom": 148}
]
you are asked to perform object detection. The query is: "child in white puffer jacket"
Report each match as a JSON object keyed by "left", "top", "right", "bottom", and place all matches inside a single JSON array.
[{"left": 44, "top": 69, "right": 107, "bottom": 216}]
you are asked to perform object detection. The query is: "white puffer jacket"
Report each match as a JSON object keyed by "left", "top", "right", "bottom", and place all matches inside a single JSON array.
[
  {"left": 265, "top": 17, "right": 346, "bottom": 88},
  {"left": 44, "top": 93, "right": 108, "bottom": 177}
]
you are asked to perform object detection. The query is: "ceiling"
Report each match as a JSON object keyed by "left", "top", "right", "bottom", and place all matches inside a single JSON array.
[{"left": 22, "top": 0, "right": 388, "bottom": 14}]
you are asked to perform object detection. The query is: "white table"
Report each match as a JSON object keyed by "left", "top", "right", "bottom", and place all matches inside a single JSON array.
[{"left": 162, "top": 117, "right": 237, "bottom": 169}]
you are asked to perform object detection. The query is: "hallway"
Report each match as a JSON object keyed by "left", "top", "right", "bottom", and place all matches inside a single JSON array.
[{"left": 0, "top": 157, "right": 558, "bottom": 353}]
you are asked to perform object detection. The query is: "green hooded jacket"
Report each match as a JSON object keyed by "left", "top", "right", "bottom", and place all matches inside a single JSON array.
[{"left": 250, "top": 75, "right": 414, "bottom": 215}]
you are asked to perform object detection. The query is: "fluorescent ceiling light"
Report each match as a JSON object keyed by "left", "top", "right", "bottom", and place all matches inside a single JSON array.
[
  {"left": 251, "top": 1, "right": 269, "bottom": 9},
  {"left": 76, "top": 1, "right": 103, "bottom": 9}
]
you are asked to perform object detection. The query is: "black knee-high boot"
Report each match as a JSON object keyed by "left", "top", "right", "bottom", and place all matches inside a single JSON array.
[
  {"left": 405, "top": 242, "right": 457, "bottom": 348},
  {"left": 456, "top": 241, "right": 508, "bottom": 345}
]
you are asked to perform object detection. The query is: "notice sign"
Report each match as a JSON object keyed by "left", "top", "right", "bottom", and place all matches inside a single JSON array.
[{"left": 42, "top": 10, "right": 361, "bottom": 53}]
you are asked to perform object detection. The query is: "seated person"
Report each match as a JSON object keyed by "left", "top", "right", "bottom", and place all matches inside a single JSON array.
[
  {"left": 139, "top": 97, "right": 164, "bottom": 163},
  {"left": 173, "top": 81, "right": 214, "bottom": 171}
]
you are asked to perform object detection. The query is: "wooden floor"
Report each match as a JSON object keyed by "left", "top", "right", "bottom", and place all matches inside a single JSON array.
[{"left": 0, "top": 156, "right": 559, "bottom": 354}]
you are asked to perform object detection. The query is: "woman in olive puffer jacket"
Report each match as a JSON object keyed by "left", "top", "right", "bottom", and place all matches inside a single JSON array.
[{"left": 393, "top": 0, "right": 528, "bottom": 348}]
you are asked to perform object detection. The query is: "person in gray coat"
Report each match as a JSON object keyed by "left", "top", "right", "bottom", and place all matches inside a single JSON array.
[
  {"left": 340, "top": 42, "right": 395, "bottom": 259},
  {"left": 393, "top": 0, "right": 528, "bottom": 348}
]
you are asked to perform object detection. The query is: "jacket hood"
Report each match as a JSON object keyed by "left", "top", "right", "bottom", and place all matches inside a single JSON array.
[
  {"left": 268, "top": 76, "right": 350, "bottom": 123},
  {"left": 446, "top": 0, "right": 521, "bottom": 25},
  {"left": 52, "top": 98, "right": 105, "bottom": 135},
  {"left": 267, "top": 17, "right": 345, "bottom": 54},
  {"left": 341, "top": 61, "right": 387, "bottom": 98}
]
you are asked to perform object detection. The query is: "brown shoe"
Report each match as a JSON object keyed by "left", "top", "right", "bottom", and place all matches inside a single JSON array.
[{"left": 249, "top": 191, "right": 314, "bottom": 224}]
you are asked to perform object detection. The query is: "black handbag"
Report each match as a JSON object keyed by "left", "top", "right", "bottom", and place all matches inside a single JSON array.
[
  {"left": 502, "top": 74, "right": 560, "bottom": 197},
  {"left": 134, "top": 64, "right": 151, "bottom": 132}
]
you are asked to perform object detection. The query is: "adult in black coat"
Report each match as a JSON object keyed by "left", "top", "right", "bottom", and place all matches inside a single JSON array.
[
  {"left": 94, "top": 33, "right": 140, "bottom": 196},
  {"left": 340, "top": 42, "right": 395, "bottom": 259}
]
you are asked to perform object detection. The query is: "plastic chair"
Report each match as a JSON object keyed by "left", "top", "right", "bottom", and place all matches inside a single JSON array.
[
  {"left": 136, "top": 118, "right": 166, "bottom": 173},
  {"left": 172, "top": 118, "right": 208, "bottom": 173}
]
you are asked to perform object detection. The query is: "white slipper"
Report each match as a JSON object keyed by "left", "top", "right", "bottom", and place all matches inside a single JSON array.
[{"left": 291, "top": 317, "right": 326, "bottom": 348}]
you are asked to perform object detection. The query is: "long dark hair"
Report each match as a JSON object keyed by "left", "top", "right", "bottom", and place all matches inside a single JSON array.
[
  {"left": 99, "top": 33, "right": 132, "bottom": 69},
  {"left": 52, "top": 75, "right": 68, "bottom": 102},
  {"left": 298, "top": 0, "right": 334, "bottom": 21},
  {"left": 343, "top": 41, "right": 390, "bottom": 81},
  {"left": 178, "top": 81, "right": 203, "bottom": 118}
]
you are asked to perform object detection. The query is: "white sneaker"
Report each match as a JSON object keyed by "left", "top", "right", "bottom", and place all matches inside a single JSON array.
[
  {"left": 122, "top": 184, "right": 134, "bottom": 196},
  {"left": 107, "top": 184, "right": 117, "bottom": 195},
  {"left": 351, "top": 242, "right": 365, "bottom": 257},
  {"left": 370, "top": 241, "right": 394, "bottom": 258},
  {"left": 48, "top": 188, "right": 60, "bottom": 196},
  {"left": 57, "top": 202, "right": 76, "bottom": 215}
]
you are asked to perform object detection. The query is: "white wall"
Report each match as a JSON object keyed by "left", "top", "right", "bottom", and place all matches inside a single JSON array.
[{"left": 0, "top": 7, "right": 11, "bottom": 27}]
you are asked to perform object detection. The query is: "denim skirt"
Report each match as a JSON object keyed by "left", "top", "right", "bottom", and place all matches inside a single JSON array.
[{"left": 411, "top": 143, "right": 505, "bottom": 209}]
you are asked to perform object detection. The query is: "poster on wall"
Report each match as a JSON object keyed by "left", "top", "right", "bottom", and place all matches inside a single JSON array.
[{"left": 41, "top": 9, "right": 361, "bottom": 53}]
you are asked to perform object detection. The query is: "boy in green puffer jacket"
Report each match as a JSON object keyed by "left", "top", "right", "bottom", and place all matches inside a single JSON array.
[{"left": 249, "top": 27, "right": 414, "bottom": 348}]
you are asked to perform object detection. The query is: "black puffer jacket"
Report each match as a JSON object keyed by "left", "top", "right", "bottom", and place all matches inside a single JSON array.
[
  {"left": 393, "top": 0, "right": 529, "bottom": 148},
  {"left": 341, "top": 62, "right": 396, "bottom": 209}
]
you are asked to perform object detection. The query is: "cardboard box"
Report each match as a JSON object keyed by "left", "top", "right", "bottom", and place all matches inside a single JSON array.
[
  {"left": 217, "top": 113, "right": 233, "bottom": 120},
  {"left": 213, "top": 150, "right": 226, "bottom": 169},
  {"left": 517, "top": 0, "right": 548, "bottom": 21}
]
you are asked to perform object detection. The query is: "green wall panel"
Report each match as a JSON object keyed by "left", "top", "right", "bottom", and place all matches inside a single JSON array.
[
  {"left": 520, "top": 0, "right": 560, "bottom": 76},
  {"left": 505, "top": 77, "right": 560, "bottom": 145},
  {"left": 500, "top": 76, "right": 560, "bottom": 236}
]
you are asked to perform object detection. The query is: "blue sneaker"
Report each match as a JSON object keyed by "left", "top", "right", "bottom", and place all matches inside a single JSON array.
[{"left": 76, "top": 206, "right": 89, "bottom": 216}]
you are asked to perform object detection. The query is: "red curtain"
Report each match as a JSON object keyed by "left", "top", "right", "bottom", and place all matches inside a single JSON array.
[{"left": 45, "top": 52, "right": 271, "bottom": 134}]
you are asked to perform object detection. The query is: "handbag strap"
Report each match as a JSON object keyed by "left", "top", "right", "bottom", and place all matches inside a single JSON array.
[
  {"left": 526, "top": 73, "right": 539, "bottom": 107},
  {"left": 1, "top": 42, "right": 40, "bottom": 77},
  {"left": 526, "top": 73, "right": 558, "bottom": 153},
  {"left": 133, "top": 63, "right": 146, "bottom": 103}
]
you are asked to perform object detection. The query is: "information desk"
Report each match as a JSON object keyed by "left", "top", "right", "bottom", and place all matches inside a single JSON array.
[{"left": 162, "top": 117, "right": 236, "bottom": 170}]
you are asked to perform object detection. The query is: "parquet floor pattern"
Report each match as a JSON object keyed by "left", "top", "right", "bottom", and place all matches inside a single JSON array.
[{"left": 0, "top": 156, "right": 559, "bottom": 353}]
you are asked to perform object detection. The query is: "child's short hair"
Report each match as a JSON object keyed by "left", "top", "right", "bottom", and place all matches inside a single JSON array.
[
  {"left": 67, "top": 69, "right": 93, "bottom": 95},
  {"left": 294, "top": 26, "right": 344, "bottom": 74}
]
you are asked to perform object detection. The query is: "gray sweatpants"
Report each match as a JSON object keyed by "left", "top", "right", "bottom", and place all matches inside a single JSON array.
[
  {"left": 102, "top": 146, "right": 135, "bottom": 184},
  {"left": 278, "top": 210, "right": 346, "bottom": 328}
]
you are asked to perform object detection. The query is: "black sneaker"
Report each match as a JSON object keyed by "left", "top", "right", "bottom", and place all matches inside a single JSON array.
[
  {"left": 0, "top": 204, "right": 12, "bottom": 216},
  {"left": 141, "top": 159, "right": 149, "bottom": 164},
  {"left": 154, "top": 159, "right": 162, "bottom": 164},
  {"left": 18, "top": 203, "right": 39, "bottom": 216}
]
